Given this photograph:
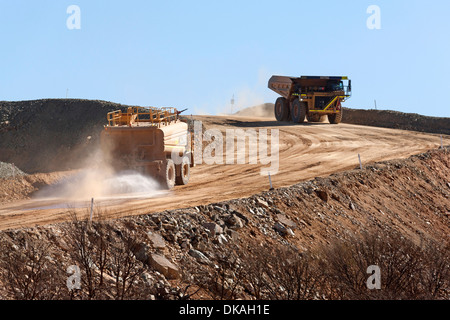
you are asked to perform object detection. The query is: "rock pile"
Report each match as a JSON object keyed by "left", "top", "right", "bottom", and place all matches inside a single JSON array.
[{"left": 0, "top": 162, "right": 26, "bottom": 179}]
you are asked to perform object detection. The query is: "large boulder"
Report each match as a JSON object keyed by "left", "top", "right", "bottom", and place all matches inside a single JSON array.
[{"left": 149, "top": 254, "right": 180, "bottom": 280}]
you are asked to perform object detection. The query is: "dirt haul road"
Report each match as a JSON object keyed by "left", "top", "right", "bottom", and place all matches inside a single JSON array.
[{"left": 0, "top": 115, "right": 446, "bottom": 231}]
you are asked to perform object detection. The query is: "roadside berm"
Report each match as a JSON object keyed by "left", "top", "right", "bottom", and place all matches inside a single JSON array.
[{"left": 0, "top": 147, "right": 448, "bottom": 300}]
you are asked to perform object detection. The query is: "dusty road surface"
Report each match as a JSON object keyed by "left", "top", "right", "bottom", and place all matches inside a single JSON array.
[{"left": 0, "top": 115, "right": 446, "bottom": 230}]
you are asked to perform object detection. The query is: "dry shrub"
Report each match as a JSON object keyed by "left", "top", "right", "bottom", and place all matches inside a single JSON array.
[
  {"left": 62, "top": 209, "right": 147, "bottom": 300},
  {"left": 184, "top": 229, "right": 448, "bottom": 301},
  {"left": 0, "top": 234, "right": 67, "bottom": 300},
  {"left": 185, "top": 240, "right": 322, "bottom": 300},
  {"left": 241, "top": 242, "right": 321, "bottom": 300},
  {"left": 108, "top": 228, "right": 146, "bottom": 300},
  {"left": 186, "top": 243, "right": 246, "bottom": 300},
  {"left": 419, "top": 240, "right": 449, "bottom": 299},
  {"left": 318, "top": 229, "right": 449, "bottom": 300}
]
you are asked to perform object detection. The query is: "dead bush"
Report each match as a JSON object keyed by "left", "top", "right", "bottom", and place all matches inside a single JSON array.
[
  {"left": 0, "top": 234, "right": 67, "bottom": 300},
  {"left": 240, "top": 242, "right": 321, "bottom": 300},
  {"left": 184, "top": 240, "right": 322, "bottom": 300},
  {"left": 186, "top": 243, "right": 246, "bottom": 300},
  {"left": 419, "top": 240, "right": 449, "bottom": 299},
  {"left": 62, "top": 209, "right": 149, "bottom": 300},
  {"left": 318, "top": 229, "right": 449, "bottom": 300},
  {"left": 108, "top": 228, "right": 147, "bottom": 300}
]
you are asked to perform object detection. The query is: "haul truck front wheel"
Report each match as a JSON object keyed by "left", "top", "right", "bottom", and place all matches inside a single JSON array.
[
  {"left": 328, "top": 110, "right": 343, "bottom": 124},
  {"left": 175, "top": 156, "right": 190, "bottom": 186},
  {"left": 274, "top": 97, "right": 290, "bottom": 122},
  {"left": 161, "top": 159, "right": 176, "bottom": 189}
]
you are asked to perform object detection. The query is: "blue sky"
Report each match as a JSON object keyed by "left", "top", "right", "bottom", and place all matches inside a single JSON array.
[{"left": 1, "top": 0, "right": 449, "bottom": 117}]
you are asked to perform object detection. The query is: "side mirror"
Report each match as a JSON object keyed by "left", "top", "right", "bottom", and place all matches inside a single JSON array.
[{"left": 348, "top": 80, "right": 352, "bottom": 92}]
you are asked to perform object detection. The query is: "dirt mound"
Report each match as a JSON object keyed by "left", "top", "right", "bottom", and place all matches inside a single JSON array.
[
  {"left": 0, "top": 99, "right": 130, "bottom": 173},
  {"left": 0, "top": 171, "right": 72, "bottom": 204}
]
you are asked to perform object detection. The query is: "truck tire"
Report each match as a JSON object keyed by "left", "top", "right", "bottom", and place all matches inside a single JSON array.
[
  {"left": 291, "top": 99, "right": 307, "bottom": 123},
  {"left": 161, "top": 159, "right": 176, "bottom": 189},
  {"left": 175, "top": 156, "right": 190, "bottom": 186},
  {"left": 274, "top": 97, "right": 290, "bottom": 122},
  {"left": 307, "top": 114, "right": 327, "bottom": 122},
  {"left": 328, "top": 110, "right": 343, "bottom": 124}
]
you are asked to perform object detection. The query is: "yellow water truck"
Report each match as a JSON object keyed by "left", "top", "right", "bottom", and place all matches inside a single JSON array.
[{"left": 100, "top": 106, "right": 193, "bottom": 189}]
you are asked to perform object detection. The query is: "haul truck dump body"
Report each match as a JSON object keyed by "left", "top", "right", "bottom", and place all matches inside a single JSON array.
[
  {"left": 100, "top": 107, "right": 193, "bottom": 189},
  {"left": 268, "top": 75, "right": 351, "bottom": 124}
]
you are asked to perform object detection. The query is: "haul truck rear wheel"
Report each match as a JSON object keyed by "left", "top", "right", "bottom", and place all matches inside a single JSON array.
[
  {"left": 291, "top": 99, "right": 307, "bottom": 123},
  {"left": 328, "top": 110, "right": 343, "bottom": 124},
  {"left": 162, "top": 159, "right": 176, "bottom": 189},
  {"left": 175, "top": 156, "right": 190, "bottom": 186},
  {"left": 274, "top": 97, "right": 290, "bottom": 122}
]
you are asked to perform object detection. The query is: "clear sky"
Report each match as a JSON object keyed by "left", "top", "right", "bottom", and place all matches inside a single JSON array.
[{"left": 1, "top": 0, "right": 449, "bottom": 117}]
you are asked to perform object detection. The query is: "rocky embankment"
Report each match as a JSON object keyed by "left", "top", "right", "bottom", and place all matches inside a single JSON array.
[
  {"left": 342, "top": 108, "right": 450, "bottom": 135},
  {"left": 0, "top": 148, "right": 448, "bottom": 300}
]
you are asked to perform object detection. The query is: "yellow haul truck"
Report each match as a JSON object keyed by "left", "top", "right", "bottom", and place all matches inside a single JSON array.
[
  {"left": 268, "top": 75, "right": 352, "bottom": 124},
  {"left": 100, "top": 107, "right": 193, "bottom": 189}
]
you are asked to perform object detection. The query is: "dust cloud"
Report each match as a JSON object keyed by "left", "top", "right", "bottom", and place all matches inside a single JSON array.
[
  {"left": 233, "top": 103, "right": 274, "bottom": 118},
  {"left": 34, "top": 145, "right": 169, "bottom": 201},
  {"left": 34, "top": 169, "right": 168, "bottom": 201}
]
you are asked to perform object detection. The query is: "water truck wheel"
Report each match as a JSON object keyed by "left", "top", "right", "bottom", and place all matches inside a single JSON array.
[
  {"left": 162, "top": 159, "right": 176, "bottom": 189},
  {"left": 175, "top": 156, "right": 190, "bottom": 186}
]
